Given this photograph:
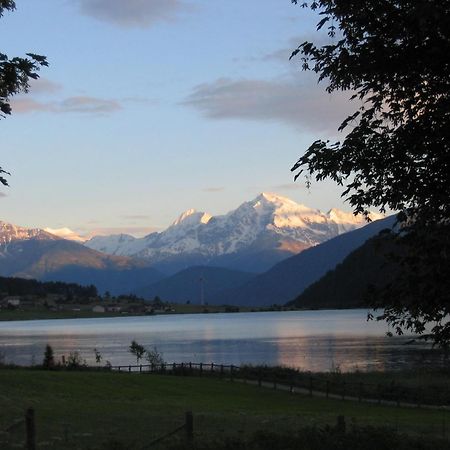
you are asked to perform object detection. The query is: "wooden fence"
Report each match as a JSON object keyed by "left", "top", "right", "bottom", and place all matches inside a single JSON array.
[{"left": 110, "top": 362, "right": 450, "bottom": 409}]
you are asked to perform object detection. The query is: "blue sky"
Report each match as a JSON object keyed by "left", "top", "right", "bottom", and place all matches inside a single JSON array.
[{"left": 1, "top": 0, "right": 358, "bottom": 236}]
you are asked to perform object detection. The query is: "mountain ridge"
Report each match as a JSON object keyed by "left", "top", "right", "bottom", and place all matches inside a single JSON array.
[{"left": 85, "top": 193, "right": 382, "bottom": 273}]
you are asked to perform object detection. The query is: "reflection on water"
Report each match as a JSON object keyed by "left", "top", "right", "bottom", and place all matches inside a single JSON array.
[{"left": 0, "top": 310, "right": 447, "bottom": 371}]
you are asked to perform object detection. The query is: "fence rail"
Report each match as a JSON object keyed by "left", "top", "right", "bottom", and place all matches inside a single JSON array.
[{"left": 109, "top": 362, "right": 450, "bottom": 410}]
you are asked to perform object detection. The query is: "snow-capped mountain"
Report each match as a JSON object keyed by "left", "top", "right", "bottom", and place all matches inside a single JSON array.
[
  {"left": 0, "top": 220, "right": 163, "bottom": 295},
  {"left": 85, "top": 193, "right": 383, "bottom": 273},
  {"left": 0, "top": 221, "right": 57, "bottom": 245},
  {"left": 43, "top": 227, "right": 85, "bottom": 243}
]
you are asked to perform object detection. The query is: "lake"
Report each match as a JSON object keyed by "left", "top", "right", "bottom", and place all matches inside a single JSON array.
[{"left": 0, "top": 310, "right": 447, "bottom": 371}]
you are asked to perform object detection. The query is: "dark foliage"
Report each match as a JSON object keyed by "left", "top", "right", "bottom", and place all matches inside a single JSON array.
[
  {"left": 290, "top": 1, "right": 450, "bottom": 346},
  {"left": 42, "top": 344, "right": 55, "bottom": 369},
  {"left": 0, "top": 1, "right": 48, "bottom": 186},
  {"left": 166, "top": 427, "right": 450, "bottom": 450},
  {"left": 0, "top": 275, "right": 98, "bottom": 299}
]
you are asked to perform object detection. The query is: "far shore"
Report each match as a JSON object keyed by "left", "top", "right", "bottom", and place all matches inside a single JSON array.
[{"left": 0, "top": 304, "right": 307, "bottom": 322}]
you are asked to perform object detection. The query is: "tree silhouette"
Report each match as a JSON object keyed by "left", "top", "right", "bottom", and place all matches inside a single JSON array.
[
  {"left": 1, "top": 1, "right": 48, "bottom": 186},
  {"left": 290, "top": 1, "right": 450, "bottom": 346},
  {"left": 129, "top": 340, "right": 146, "bottom": 365}
]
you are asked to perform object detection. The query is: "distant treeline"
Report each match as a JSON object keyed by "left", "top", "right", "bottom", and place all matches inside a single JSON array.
[{"left": 0, "top": 276, "right": 98, "bottom": 299}]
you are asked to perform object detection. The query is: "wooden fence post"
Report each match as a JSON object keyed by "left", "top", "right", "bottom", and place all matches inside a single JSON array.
[
  {"left": 199, "top": 363, "right": 203, "bottom": 376},
  {"left": 185, "top": 411, "right": 193, "bottom": 441},
  {"left": 26, "top": 408, "right": 36, "bottom": 450},
  {"left": 336, "top": 415, "right": 346, "bottom": 433}
]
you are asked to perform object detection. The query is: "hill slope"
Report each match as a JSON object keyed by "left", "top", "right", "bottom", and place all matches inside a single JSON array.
[
  {"left": 288, "top": 234, "right": 398, "bottom": 309},
  {"left": 136, "top": 266, "right": 256, "bottom": 304}
]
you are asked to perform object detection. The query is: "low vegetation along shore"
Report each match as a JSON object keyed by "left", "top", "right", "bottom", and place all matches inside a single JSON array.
[{"left": 0, "top": 365, "right": 449, "bottom": 449}]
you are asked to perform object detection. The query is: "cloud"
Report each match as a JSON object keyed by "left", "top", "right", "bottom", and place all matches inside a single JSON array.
[
  {"left": 83, "top": 226, "right": 160, "bottom": 238},
  {"left": 10, "top": 96, "right": 121, "bottom": 115},
  {"left": 29, "top": 78, "right": 62, "bottom": 95},
  {"left": 0, "top": 192, "right": 7, "bottom": 198},
  {"left": 202, "top": 187, "right": 224, "bottom": 193},
  {"left": 183, "top": 77, "right": 356, "bottom": 133},
  {"left": 59, "top": 96, "right": 121, "bottom": 114},
  {"left": 121, "top": 215, "right": 152, "bottom": 221},
  {"left": 272, "top": 183, "right": 302, "bottom": 191},
  {"left": 78, "top": 0, "right": 188, "bottom": 28}
]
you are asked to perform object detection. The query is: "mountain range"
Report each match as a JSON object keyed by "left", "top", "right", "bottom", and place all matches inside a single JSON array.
[
  {"left": 0, "top": 193, "right": 388, "bottom": 303},
  {"left": 0, "top": 221, "right": 163, "bottom": 295},
  {"left": 85, "top": 193, "right": 381, "bottom": 274}
]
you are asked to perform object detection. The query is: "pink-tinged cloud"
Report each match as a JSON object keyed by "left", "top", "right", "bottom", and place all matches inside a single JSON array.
[
  {"left": 78, "top": 0, "right": 188, "bottom": 28},
  {"left": 10, "top": 96, "right": 121, "bottom": 115},
  {"left": 202, "top": 187, "right": 225, "bottom": 193},
  {"left": 83, "top": 226, "right": 160, "bottom": 239},
  {"left": 29, "top": 78, "right": 62, "bottom": 95},
  {"left": 183, "top": 77, "right": 356, "bottom": 134},
  {"left": 59, "top": 96, "right": 121, "bottom": 114}
]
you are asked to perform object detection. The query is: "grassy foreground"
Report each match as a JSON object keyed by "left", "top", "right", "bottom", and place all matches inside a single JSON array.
[{"left": 0, "top": 369, "right": 449, "bottom": 449}]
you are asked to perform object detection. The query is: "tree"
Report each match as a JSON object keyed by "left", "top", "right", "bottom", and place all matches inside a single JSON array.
[
  {"left": 1, "top": 1, "right": 48, "bottom": 186},
  {"left": 145, "top": 346, "right": 165, "bottom": 367},
  {"left": 94, "top": 348, "right": 102, "bottom": 365},
  {"left": 290, "top": 1, "right": 450, "bottom": 346},
  {"left": 42, "top": 344, "right": 55, "bottom": 369},
  {"left": 129, "top": 340, "right": 146, "bottom": 365}
]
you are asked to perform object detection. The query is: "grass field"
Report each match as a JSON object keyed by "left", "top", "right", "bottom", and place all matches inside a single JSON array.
[{"left": 0, "top": 368, "right": 448, "bottom": 449}]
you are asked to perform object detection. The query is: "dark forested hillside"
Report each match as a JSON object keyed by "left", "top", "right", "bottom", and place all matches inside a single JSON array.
[
  {"left": 0, "top": 276, "right": 98, "bottom": 299},
  {"left": 287, "top": 234, "right": 399, "bottom": 309}
]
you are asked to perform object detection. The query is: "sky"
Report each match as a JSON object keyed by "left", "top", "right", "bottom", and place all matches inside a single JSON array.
[{"left": 0, "top": 0, "right": 360, "bottom": 237}]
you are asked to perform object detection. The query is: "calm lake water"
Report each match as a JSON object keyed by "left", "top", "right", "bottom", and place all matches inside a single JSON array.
[{"left": 0, "top": 310, "right": 447, "bottom": 371}]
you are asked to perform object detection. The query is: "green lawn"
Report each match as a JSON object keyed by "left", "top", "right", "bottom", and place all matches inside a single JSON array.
[{"left": 0, "top": 369, "right": 448, "bottom": 449}]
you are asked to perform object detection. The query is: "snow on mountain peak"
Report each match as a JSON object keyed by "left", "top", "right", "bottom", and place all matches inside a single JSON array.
[
  {"left": 0, "top": 220, "right": 57, "bottom": 244},
  {"left": 44, "top": 227, "right": 85, "bottom": 242},
  {"left": 83, "top": 193, "right": 387, "bottom": 265},
  {"left": 171, "top": 209, "right": 212, "bottom": 227}
]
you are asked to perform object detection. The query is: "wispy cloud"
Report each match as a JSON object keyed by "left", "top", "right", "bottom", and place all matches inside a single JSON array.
[
  {"left": 29, "top": 77, "right": 63, "bottom": 95},
  {"left": 202, "top": 187, "right": 224, "bottom": 193},
  {"left": 272, "top": 183, "right": 302, "bottom": 191},
  {"left": 83, "top": 226, "right": 160, "bottom": 238},
  {"left": 59, "top": 96, "right": 121, "bottom": 114},
  {"left": 183, "top": 77, "right": 355, "bottom": 133},
  {"left": 0, "top": 192, "right": 7, "bottom": 198},
  {"left": 121, "top": 215, "right": 152, "bottom": 221},
  {"left": 77, "top": 0, "right": 188, "bottom": 28},
  {"left": 11, "top": 96, "right": 122, "bottom": 115}
]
